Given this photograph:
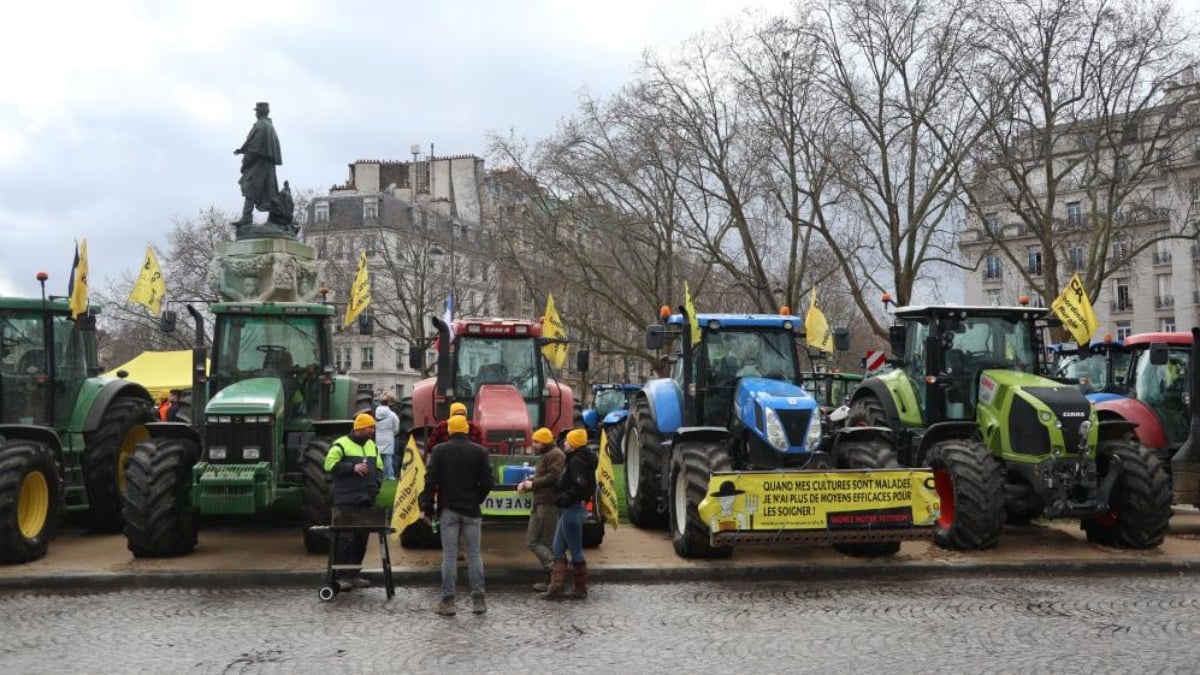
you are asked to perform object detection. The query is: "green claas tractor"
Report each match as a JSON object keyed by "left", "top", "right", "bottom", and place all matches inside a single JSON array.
[
  {"left": 121, "top": 302, "right": 369, "bottom": 557},
  {"left": 845, "top": 304, "right": 1171, "bottom": 550},
  {"left": 0, "top": 293, "right": 155, "bottom": 564}
]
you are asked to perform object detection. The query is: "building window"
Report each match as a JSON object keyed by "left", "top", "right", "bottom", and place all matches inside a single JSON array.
[
  {"left": 363, "top": 197, "right": 379, "bottom": 222},
  {"left": 1153, "top": 232, "right": 1172, "bottom": 265},
  {"left": 984, "top": 255, "right": 1002, "bottom": 281},
  {"left": 984, "top": 213, "right": 999, "bottom": 236},
  {"left": 315, "top": 201, "right": 329, "bottom": 223},
  {"left": 1112, "top": 238, "right": 1129, "bottom": 263},
  {"left": 393, "top": 383, "right": 405, "bottom": 397},
  {"left": 1027, "top": 247, "right": 1043, "bottom": 276},
  {"left": 361, "top": 346, "right": 374, "bottom": 370},
  {"left": 1112, "top": 278, "right": 1132, "bottom": 312},
  {"left": 362, "top": 237, "right": 376, "bottom": 256},
  {"left": 1024, "top": 289, "right": 1044, "bottom": 307},
  {"left": 1066, "top": 246, "right": 1085, "bottom": 272},
  {"left": 986, "top": 290, "right": 1001, "bottom": 306},
  {"left": 335, "top": 347, "right": 352, "bottom": 371},
  {"left": 1161, "top": 317, "right": 1177, "bottom": 332},
  {"left": 1116, "top": 321, "right": 1132, "bottom": 340},
  {"left": 1156, "top": 273, "right": 1174, "bottom": 309},
  {"left": 1066, "top": 202, "right": 1082, "bottom": 229}
]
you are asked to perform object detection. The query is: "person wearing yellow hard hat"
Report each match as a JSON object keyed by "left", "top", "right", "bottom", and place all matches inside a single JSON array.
[
  {"left": 323, "top": 413, "right": 384, "bottom": 592},
  {"left": 426, "top": 401, "right": 483, "bottom": 449},
  {"left": 517, "top": 427, "right": 566, "bottom": 592},
  {"left": 543, "top": 428, "right": 598, "bottom": 601}
]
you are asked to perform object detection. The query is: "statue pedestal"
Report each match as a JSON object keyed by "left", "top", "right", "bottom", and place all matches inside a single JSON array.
[{"left": 209, "top": 238, "right": 321, "bottom": 303}]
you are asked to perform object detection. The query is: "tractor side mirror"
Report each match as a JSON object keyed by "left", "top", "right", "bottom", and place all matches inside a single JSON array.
[
  {"left": 646, "top": 324, "right": 665, "bottom": 350},
  {"left": 357, "top": 312, "right": 373, "bottom": 335},
  {"left": 888, "top": 324, "right": 906, "bottom": 357},
  {"left": 1150, "top": 342, "right": 1169, "bottom": 366},
  {"left": 408, "top": 345, "right": 424, "bottom": 370},
  {"left": 76, "top": 312, "right": 97, "bottom": 332},
  {"left": 576, "top": 347, "right": 591, "bottom": 373},
  {"left": 160, "top": 310, "right": 177, "bottom": 334},
  {"left": 832, "top": 326, "right": 850, "bottom": 352}
]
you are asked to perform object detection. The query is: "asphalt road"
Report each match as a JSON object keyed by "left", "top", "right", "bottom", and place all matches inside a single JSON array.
[{"left": 3, "top": 575, "right": 1199, "bottom": 673}]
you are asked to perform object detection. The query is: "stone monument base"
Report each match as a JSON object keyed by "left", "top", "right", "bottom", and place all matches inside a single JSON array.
[{"left": 209, "top": 238, "right": 320, "bottom": 303}]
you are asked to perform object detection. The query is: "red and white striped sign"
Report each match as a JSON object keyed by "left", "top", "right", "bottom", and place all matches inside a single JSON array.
[{"left": 864, "top": 350, "right": 887, "bottom": 374}]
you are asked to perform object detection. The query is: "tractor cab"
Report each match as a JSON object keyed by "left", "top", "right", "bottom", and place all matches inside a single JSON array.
[
  {"left": 1124, "top": 332, "right": 1192, "bottom": 449},
  {"left": 0, "top": 299, "right": 99, "bottom": 428},
  {"left": 1051, "top": 338, "right": 1130, "bottom": 396}
]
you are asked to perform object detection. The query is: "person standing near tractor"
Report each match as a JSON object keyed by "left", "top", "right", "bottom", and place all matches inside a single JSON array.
[
  {"left": 517, "top": 427, "right": 565, "bottom": 592},
  {"left": 324, "top": 413, "right": 384, "bottom": 592},
  {"left": 543, "top": 429, "right": 598, "bottom": 601},
  {"left": 374, "top": 393, "right": 401, "bottom": 480},
  {"left": 425, "top": 401, "right": 483, "bottom": 447},
  {"left": 421, "top": 415, "right": 494, "bottom": 616}
]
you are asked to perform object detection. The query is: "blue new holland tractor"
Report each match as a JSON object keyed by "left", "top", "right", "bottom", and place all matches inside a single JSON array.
[{"left": 581, "top": 383, "right": 641, "bottom": 463}]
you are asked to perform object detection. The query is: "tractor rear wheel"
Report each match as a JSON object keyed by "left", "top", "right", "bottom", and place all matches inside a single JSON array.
[
  {"left": 123, "top": 437, "right": 199, "bottom": 558},
  {"left": 624, "top": 400, "right": 666, "bottom": 529},
  {"left": 0, "top": 440, "right": 61, "bottom": 564},
  {"left": 582, "top": 519, "right": 605, "bottom": 548},
  {"left": 926, "top": 439, "right": 1004, "bottom": 551},
  {"left": 668, "top": 440, "right": 733, "bottom": 559},
  {"left": 602, "top": 422, "right": 626, "bottom": 464},
  {"left": 846, "top": 395, "right": 888, "bottom": 428},
  {"left": 833, "top": 439, "right": 902, "bottom": 558},
  {"left": 300, "top": 438, "right": 334, "bottom": 554},
  {"left": 1083, "top": 440, "right": 1171, "bottom": 549},
  {"left": 83, "top": 396, "right": 154, "bottom": 532}
]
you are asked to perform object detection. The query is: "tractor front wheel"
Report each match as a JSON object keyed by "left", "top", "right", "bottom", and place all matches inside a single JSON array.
[
  {"left": 1083, "top": 440, "right": 1171, "bottom": 549},
  {"left": 122, "top": 437, "right": 198, "bottom": 558},
  {"left": 833, "top": 439, "right": 902, "bottom": 558},
  {"left": 300, "top": 438, "right": 334, "bottom": 554},
  {"left": 0, "top": 440, "right": 61, "bottom": 564},
  {"left": 84, "top": 396, "right": 155, "bottom": 532},
  {"left": 846, "top": 396, "right": 888, "bottom": 428},
  {"left": 602, "top": 422, "right": 626, "bottom": 464},
  {"left": 668, "top": 440, "right": 733, "bottom": 559},
  {"left": 926, "top": 439, "right": 1004, "bottom": 551},
  {"left": 624, "top": 401, "right": 666, "bottom": 529}
]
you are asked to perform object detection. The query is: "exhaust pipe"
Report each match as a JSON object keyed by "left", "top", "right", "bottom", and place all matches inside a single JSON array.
[
  {"left": 186, "top": 304, "right": 208, "bottom": 428},
  {"left": 1171, "top": 326, "right": 1200, "bottom": 502}
]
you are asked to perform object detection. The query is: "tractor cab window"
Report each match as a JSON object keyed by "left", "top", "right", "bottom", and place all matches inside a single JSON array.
[
  {"left": 1131, "top": 346, "right": 1190, "bottom": 447},
  {"left": 1057, "top": 353, "right": 1108, "bottom": 394},
  {"left": 213, "top": 315, "right": 324, "bottom": 414},
  {"left": 699, "top": 329, "right": 797, "bottom": 425},
  {"left": 0, "top": 310, "right": 48, "bottom": 424},
  {"left": 594, "top": 389, "right": 630, "bottom": 417},
  {"left": 52, "top": 315, "right": 88, "bottom": 425},
  {"left": 947, "top": 317, "right": 1035, "bottom": 374},
  {"left": 455, "top": 336, "right": 540, "bottom": 423},
  {"left": 902, "top": 319, "right": 930, "bottom": 412}
]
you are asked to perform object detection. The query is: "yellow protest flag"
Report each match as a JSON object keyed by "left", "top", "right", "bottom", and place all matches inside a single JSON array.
[
  {"left": 683, "top": 281, "right": 701, "bottom": 347},
  {"left": 1050, "top": 273, "right": 1099, "bottom": 345},
  {"left": 343, "top": 251, "right": 371, "bottom": 327},
  {"left": 128, "top": 246, "right": 167, "bottom": 316},
  {"left": 541, "top": 293, "right": 568, "bottom": 369},
  {"left": 805, "top": 288, "right": 832, "bottom": 353},
  {"left": 390, "top": 435, "right": 427, "bottom": 540},
  {"left": 68, "top": 239, "right": 89, "bottom": 319},
  {"left": 596, "top": 430, "right": 619, "bottom": 529}
]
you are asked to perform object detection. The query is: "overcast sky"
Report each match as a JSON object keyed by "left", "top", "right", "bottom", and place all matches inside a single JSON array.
[{"left": 0, "top": 0, "right": 795, "bottom": 300}]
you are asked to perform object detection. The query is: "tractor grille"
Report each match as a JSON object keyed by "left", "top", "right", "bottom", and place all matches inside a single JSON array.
[
  {"left": 1009, "top": 396, "right": 1048, "bottom": 455},
  {"left": 775, "top": 409, "right": 813, "bottom": 447},
  {"left": 206, "top": 423, "right": 273, "bottom": 463},
  {"left": 1024, "top": 386, "right": 1091, "bottom": 451},
  {"left": 485, "top": 429, "right": 527, "bottom": 448}
]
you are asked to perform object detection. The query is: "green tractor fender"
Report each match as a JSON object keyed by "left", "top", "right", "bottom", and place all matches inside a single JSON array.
[
  {"left": 312, "top": 419, "right": 353, "bottom": 440},
  {"left": 75, "top": 379, "right": 153, "bottom": 433},
  {"left": 852, "top": 372, "right": 923, "bottom": 429},
  {"left": 143, "top": 421, "right": 203, "bottom": 447}
]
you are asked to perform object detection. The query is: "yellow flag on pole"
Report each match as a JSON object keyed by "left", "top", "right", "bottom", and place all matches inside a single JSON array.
[
  {"left": 596, "top": 430, "right": 619, "bottom": 529},
  {"left": 683, "top": 281, "right": 701, "bottom": 347},
  {"left": 390, "top": 435, "right": 427, "bottom": 541},
  {"left": 344, "top": 251, "right": 371, "bottom": 327},
  {"left": 128, "top": 246, "right": 167, "bottom": 316},
  {"left": 68, "top": 240, "right": 89, "bottom": 319},
  {"left": 541, "top": 293, "right": 568, "bottom": 369},
  {"left": 1050, "top": 273, "right": 1100, "bottom": 345},
  {"left": 805, "top": 288, "right": 832, "bottom": 353}
]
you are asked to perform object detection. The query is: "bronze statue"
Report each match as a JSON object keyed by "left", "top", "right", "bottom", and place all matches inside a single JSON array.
[{"left": 232, "top": 102, "right": 295, "bottom": 239}]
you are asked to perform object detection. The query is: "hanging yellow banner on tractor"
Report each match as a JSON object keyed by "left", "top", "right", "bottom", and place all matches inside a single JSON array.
[
  {"left": 697, "top": 470, "right": 939, "bottom": 535},
  {"left": 1050, "top": 273, "right": 1099, "bottom": 345}
]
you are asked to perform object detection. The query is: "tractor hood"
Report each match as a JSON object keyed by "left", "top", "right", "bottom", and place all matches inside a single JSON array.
[
  {"left": 733, "top": 377, "right": 820, "bottom": 453},
  {"left": 206, "top": 377, "right": 284, "bottom": 417},
  {"left": 978, "top": 369, "right": 1097, "bottom": 456},
  {"left": 601, "top": 409, "right": 630, "bottom": 426},
  {"left": 474, "top": 383, "right": 532, "bottom": 449}
]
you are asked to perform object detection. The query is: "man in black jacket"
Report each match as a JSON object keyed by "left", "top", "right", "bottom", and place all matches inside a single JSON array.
[
  {"left": 324, "top": 413, "right": 384, "bottom": 592},
  {"left": 420, "top": 415, "right": 494, "bottom": 616}
]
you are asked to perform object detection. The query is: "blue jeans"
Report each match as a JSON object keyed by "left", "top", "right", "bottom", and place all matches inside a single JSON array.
[
  {"left": 551, "top": 503, "right": 586, "bottom": 564},
  {"left": 439, "top": 509, "right": 485, "bottom": 599},
  {"left": 380, "top": 453, "right": 395, "bottom": 480}
]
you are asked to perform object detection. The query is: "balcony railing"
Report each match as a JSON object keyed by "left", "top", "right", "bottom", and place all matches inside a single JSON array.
[
  {"left": 1156, "top": 295, "right": 1175, "bottom": 309},
  {"left": 1153, "top": 251, "right": 1173, "bottom": 266},
  {"left": 982, "top": 271, "right": 1003, "bottom": 283},
  {"left": 1027, "top": 264, "right": 1043, "bottom": 277},
  {"left": 1111, "top": 300, "right": 1134, "bottom": 313}
]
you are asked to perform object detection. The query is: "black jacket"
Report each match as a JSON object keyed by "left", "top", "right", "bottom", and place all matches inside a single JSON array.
[
  {"left": 554, "top": 446, "right": 598, "bottom": 507},
  {"left": 324, "top": 434, "right": 383, "bottom": 506},
  {"left": 420, "top": 434, "right": 494, "bottom": 518}
]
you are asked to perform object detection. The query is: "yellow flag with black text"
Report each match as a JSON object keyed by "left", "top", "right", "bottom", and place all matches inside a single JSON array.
[
  {"left": 596, "top": 430, "right": 619, "bottom": 529},
  {"left": 390, "top": 436, "right": 426, "bottom": 540},
  {"left": 683, "top": 281, "right": 701, "bottom": 347},
  {"left": 128, "top": 246, "right": 167, "bottom": 316},
  {"left": 541, "top": 293, "right": 568, "bottom": 369},
  {"left": 1051, "top": 274, "right": 1099, "bottom": 345},
  {"left": 68, "top": 240, "right": 89, "bottom": 319},
  {"left": 805, "top": 288, "right": 832, "bottom": 353},
  {"left": 344, "top": 251, "right": 371, "bottom": 328}
]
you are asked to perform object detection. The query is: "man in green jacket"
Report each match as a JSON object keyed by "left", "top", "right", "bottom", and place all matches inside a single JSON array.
[{"left": 324, "top": 413, "right": 384, "bottom": 591}]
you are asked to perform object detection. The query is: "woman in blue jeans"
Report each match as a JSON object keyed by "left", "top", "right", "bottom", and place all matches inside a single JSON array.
[{"left": 543, "top": 429, "right": 598, "bottom": 600}]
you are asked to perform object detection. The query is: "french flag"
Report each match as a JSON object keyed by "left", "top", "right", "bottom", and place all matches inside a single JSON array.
[{"left": 443, "top": 291, "right": 455, "bottom": 338}]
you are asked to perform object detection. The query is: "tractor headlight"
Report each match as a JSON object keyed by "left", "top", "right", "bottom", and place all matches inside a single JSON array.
[
  {"left": 209, "top": 446, "right": 227, "bottom": 460},
  {"left": 806, "top": 414, "right": 822, "bottom": 450},
  {"left": 1039, "top": 410, "right": 1052, "bottom": 422},
  {"left": 763, "top": 408, "right": 789, "bottom": 450},
  {"left": 1078, "top": 420, "right": 1093, "bottom": 448},
  {"left": 215, "top": 416, "right": 232, "bottom": 424},
  {"left": 243, "top": 446, "right": 261, "bottom": 460}
]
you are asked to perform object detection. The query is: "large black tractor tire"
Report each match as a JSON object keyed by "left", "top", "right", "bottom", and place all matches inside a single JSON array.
[
  {"left": 398, "top": 396, "right": 414, "bottom": 436},
  {"left": 668, "top": 441, "right": 734, "bottom": 559},
  {"left": 846, "top": 395, "right": 888, "bottom": 428},
  {"left": 1083, "top": 440, "right": 1171, "bottom": 549},
  {"left": 0, "top": 440, "right": 61, "bottom": 564},
  {"left": 123, "top": 437, "right": 199, "bottom": 558},
  {"left": 582, "top": 520, "right": 605, "bottom": 548},
  {"left": 833, "top": 439, "right": 902, "bottom": 558},
  {"left": 602, "top": 422, "right": 626, "bottom": 464},
  {"left": 354, "top": 391, "right": 375, "bottom": 415},
  {"left": 926, "top": 439, "right": 1005, "bottom": 551},
  {"left": 300, "top": 438, "right": 334, "bottom": 554},
  {"left": 83, "top": 396, "right": 155, "bottom": 532},
  {"left": 624, "top": 400, "right": 667, "bottom": 529},
  {"left": 174, "top": 389, "right": 194, "bottom": 424}
]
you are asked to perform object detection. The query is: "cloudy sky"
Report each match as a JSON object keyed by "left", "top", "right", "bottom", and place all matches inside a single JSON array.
[{"left": 0, "top": 0, "right": 795, "bottom": 300}]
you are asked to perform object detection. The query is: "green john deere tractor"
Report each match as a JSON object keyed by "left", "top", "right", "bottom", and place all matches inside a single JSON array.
[
  {"left": 121, "top": 302, "right": 370, "bottom": 557},
  {"left": 845, "top": 304, "right": 1171, "bottom": 550},
  {"left": 0, "top": 294, "right": 155, "bottom": 564}
]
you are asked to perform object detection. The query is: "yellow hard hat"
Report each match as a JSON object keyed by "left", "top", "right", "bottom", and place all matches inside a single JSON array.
[
  {"left": 449, "top": 402, "right": 467, "bottom": 417},
  {"left": 532, "top": 427, "right": 554, "bottom": 444},
  {"left": 353, "top": 413, "right": 376, "bottom": 431},
  {"left": 566, "top": 428, "right": 588, "bottom": 449},
  {"left": 447, "top": 415, "right": 470, "bottom": 435}
]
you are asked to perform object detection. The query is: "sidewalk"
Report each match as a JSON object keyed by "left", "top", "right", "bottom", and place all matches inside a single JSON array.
[{"left": 6, "top": 509, "right": 1200, "bottom": 590}]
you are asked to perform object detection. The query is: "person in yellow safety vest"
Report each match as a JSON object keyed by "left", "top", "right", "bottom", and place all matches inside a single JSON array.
[{"left": 324, "top": 413, "right": 384, "bottom": 592}]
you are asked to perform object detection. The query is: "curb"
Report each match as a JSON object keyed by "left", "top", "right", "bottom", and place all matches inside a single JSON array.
[{"left": 2, "top": 557, "right": 1198, "bottom": 592}]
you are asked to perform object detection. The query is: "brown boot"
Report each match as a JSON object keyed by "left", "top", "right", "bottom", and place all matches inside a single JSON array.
[
  {"left": 541, "top": 559, "right": 569, "bottom": 600},
  {"left": 567, "top": 562, "right": 588, "bottom": 600}
]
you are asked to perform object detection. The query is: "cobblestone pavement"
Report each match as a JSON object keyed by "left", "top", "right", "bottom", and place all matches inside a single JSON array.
[{"left": 3, "top": 575, "right": 1200, "bottom": 673}]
